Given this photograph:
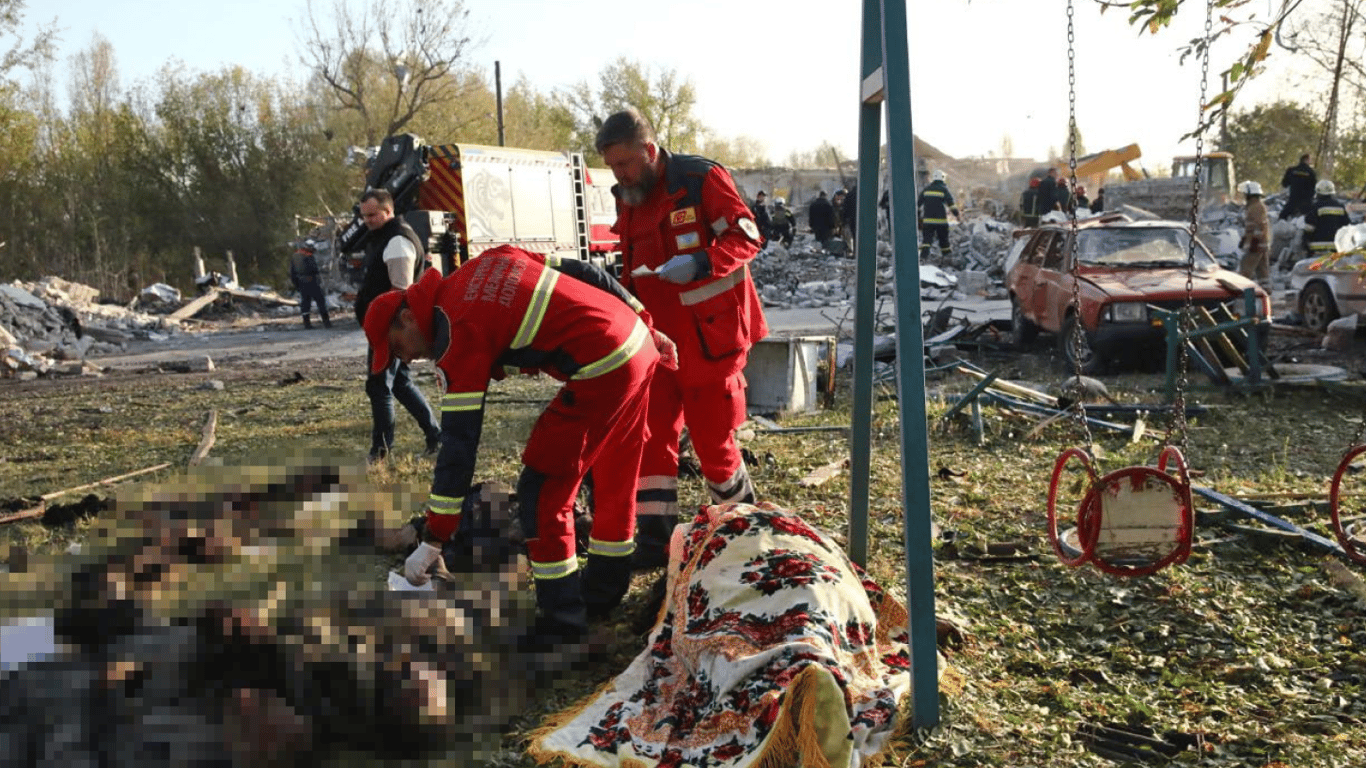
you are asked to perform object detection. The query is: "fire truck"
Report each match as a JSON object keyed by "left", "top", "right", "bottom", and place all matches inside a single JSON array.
[{"left": 334, "top": 134, "right": 621, "bottom": 283}]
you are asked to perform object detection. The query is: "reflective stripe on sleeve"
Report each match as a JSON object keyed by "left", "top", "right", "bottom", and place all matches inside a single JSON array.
[
  {"left": 571, "top": 319, "right": 649, "bottom": 380},
  {"left": 678, "top": 266, "right": 747, "bottom": 307},
  {"left": 511, "top": 268, "right": 560, "bottom": 348},
  {"left": 530, "top": 556, "right": 579, "bottom": 580},
  {"left": 587, "top": 538, "right": 636, "bottom": 557},
  {"left": 441, "top": 391, "right": 484, "bottom": 413},
  {"left": 428, "top": 494, "right": 463, "bottom": 515}
]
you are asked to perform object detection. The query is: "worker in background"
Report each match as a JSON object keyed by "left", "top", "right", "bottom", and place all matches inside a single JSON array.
[
  {"left": 841, "top": 186, "right": 858, "bottom": 246},
  {"left": 1054, "top": 177, "right": 1076, "bottom": 215},
  {"left": 808, "top": 190, "right": 836, "bottom": 249},
  {"left": 1279, "top": 153, "right": 1318, "bottom": 220},
  {"left": 770, "top": 197, "right": 795, "bottom": 247},
  {"left": 917, "top": 169, "right": 960, "bottom": 259},
  {"left": 750, "top": 190, "right": 773, "bottom": 242},
  {"left": 355, "top": 189, "right": 441, "bottom": 463},
  {"left": 289, "top": 241, "right": 331, "bottom": 330},
  {"left": 1074, "top": 185, "right": 1091, "bottom": 213},
  {"left": 1092, "top": 187, "right": 1106, "bottom": 213},
  {"left": 595, "top": 108, "right": 767, "bottom": 569},
  {"left": 366, "top": 248, "right": 673, "bottom": 645},
  {"left": 1238, "top": 180, "right": 1271, "bottom": 288},
  {"left": 1020, "top": 177, "right": 1041, "bottom": 227},
  {"left": 1304, "top": 180, "right": 1350, "bottom": 256},
  {"left": 1036, "top": 167, "right": 1060, "bottom": 214}
]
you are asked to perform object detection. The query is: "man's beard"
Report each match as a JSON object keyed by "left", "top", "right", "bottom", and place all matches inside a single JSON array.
[{"left": 619, "top": 163, "right": 658, "bottom": 207}]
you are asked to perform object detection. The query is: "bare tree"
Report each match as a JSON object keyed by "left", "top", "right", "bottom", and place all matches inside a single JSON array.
[
  {"left": 559, "top": 57, "right": 702, "bottom": 156},
  {"left": 296, "top": 0, "right": 482, "bottom": 146}
]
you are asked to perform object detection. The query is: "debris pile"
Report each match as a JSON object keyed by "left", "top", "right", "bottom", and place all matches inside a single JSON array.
[
  {"left": 0, "top": 277, "right": 175, "bottom": 379},
  {"left": 751, "top": 214, "right": 1015, "bottom": 311}
]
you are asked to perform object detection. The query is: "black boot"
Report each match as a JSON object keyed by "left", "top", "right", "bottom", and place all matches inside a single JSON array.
[
  {"left": 302, "top": 314, "right": 313, "bottom": 330},
  {"left": 583, "top": 553, "right": 632, "bottom": 621},
  {"left": 320, "top": 309, "right": 332, "bottom": 329},
  {"left": 517, "top": 571, "right": 589, "bottom": 670},
  {"left": 631, "top": 514, "right": 677, "bottom": 570}
]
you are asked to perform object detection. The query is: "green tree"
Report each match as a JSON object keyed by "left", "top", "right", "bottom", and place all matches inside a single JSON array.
[
  {"left": 0, "top": 0, "right": 56, "bottom": 280},
  {"left": 1219, "top": 100, "right": 1323, "bottom": 192},
  {"left": 559, "top": 57, "right": 702, "bottom": 157}
]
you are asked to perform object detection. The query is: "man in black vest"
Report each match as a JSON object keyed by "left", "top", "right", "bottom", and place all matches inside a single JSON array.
[{"left": 354, "top": 189, "right": 440, "bottom": 463}]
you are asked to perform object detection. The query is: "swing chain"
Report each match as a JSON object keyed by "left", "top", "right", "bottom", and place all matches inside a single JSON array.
[
  {"left": 1170, "top": 0, "right": 1216, "bottom": 456},
  {"left": 1064, "top": 0, "right": 1096, "bottom": 452}
]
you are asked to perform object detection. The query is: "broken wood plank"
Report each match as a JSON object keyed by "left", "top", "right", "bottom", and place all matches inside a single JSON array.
[
  {"left": 0, "top": 504, "right": 45, "bottom": 525},
  {"left": 40, "top": 462, "right": 174, "bottom": 501},
  {"left": 168, "top": 288, "right": 222, "bottom": 321},
  {"left": 189, "top": 409, "right": 218, "bottom": 467},
  {"left": 955, "top": 366, "right": 1057, "bottom": 406},
  {"left": 799, "top": 458, "right": 848, "bottom": 488}
]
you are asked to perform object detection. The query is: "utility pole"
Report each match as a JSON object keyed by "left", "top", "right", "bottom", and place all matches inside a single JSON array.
[{"left": 495, "top": 61, "right": 506, "bottom": 147}]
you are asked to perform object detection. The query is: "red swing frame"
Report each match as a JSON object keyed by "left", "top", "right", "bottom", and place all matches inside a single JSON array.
[
  {"left": 1048, "top": 445, "right": 1195, "bottom": 577},
  {"left": 1329, "top": 445, "right": 1366, "bottom": 564}
]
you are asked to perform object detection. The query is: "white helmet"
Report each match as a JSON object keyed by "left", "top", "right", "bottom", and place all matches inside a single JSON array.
[
  {"left": 1239, "top": 180, "right": 1263, "bottom": 196},
  {"left": 931, "top": 170, "right": 946, "bottom": 182},
  {"left": 774, "top": 196, "right": 786, "bottom": 205},
  {"left": 1316, "top": 179, "right": 1336, "bottom": 195}
]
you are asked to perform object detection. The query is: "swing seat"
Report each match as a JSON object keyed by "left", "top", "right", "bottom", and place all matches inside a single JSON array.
[
  {"left": 1048, "top": 446, "right": 1195, "bottom": 576},
  {"left": 1329, "top": 444, "right": 1366, "bottom": 564}
]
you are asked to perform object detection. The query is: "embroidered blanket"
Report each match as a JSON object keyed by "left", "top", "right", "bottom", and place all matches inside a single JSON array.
[{"left": 529, "top": 502, "right": 913, "bottom": 768}]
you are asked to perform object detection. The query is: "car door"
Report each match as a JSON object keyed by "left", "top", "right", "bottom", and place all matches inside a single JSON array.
[{"left": 1028, "top": 231, "right": 1072, "bottom": 332}]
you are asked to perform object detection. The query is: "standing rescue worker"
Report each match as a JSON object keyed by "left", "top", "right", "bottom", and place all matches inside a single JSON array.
[
  {"left": 595, "top": 108, "right": 768, "bottom": 569},
  {"left": 289, "top": 241, "right": 331, "bottom": 329},
  {"left": 364, "top": 246, "right": 674, "bottom": 645},
  {"left": 1279, "top": 153, "right": 1318, "bottom": 220},
  {"left": 751, "top": 190, "right": 773, "bottom": 242},
  {"left": 1238, "top": 181, "right": 1271, "bottom": 287},
  {"left": 917, "top": 169, "right": 960, "bottom": 258},
  {"left": 1020, "top": 177, "right": 1041, "bottom": 227},
  {"left": 1304, "top": 180, "right": 1350, "bottom": 256}
]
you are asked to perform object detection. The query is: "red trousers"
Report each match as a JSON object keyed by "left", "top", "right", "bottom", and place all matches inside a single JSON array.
[
  {"left": 519, "top": 346, "right": 657, "bottom": 572},
  {"left": 640, "top": 367, "right": 747, "bottom": 489}
]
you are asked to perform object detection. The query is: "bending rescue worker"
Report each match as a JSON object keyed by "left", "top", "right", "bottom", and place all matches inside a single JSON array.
[{"left": 362, "top": 245, "right": 676, "bottom": 646}]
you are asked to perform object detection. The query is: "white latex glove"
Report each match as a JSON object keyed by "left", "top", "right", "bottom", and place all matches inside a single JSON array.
[
  {"left": 657, "top": 252, "right": 707, "bottom": 284},
  {"left": 651, "top": 329, "right": 679, "bottom": 370},
  {"left": 404, "top": 542, "right": 443, "bottom": 586}
]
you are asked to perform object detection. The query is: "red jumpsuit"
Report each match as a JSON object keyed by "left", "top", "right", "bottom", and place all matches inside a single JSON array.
[
  {"left": 613, "top": 150, "right": 768, "bottom": 532},
  {"left": 406, "top": 246, "right": 659, "bottom": 594}
]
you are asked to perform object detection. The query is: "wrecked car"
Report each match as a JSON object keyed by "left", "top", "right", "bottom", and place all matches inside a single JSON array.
[{"left": 1007, "top": 215, "right": 1269, "bottom": 374}]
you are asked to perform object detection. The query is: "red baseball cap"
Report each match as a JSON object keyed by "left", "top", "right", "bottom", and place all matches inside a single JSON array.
[{"left": 363, "top": 290, "right": 406, "bottom": 375}]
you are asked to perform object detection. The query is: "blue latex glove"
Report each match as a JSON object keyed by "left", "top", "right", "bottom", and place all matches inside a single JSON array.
[{"left": 657, "top": 252, "right": 710, "bottom": 284}]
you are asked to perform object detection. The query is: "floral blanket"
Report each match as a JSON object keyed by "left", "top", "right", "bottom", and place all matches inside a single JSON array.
[{"left": 529, "top": 502, "right": 913, "bottom": 768}]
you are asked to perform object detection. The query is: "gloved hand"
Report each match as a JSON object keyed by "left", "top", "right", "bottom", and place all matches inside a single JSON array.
[
  {"left": 657, "top": 252, "right": 709, "bottom": 284},
  {"left": 651, "top": 329, "right": 679, "bottom": 370},
  {"left": 404, "top": 541, "right": 443, "bottom": 586}
]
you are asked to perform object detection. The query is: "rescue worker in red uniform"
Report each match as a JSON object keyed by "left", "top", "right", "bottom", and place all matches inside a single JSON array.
[
  {"left": 362, "top": 245, "right": 675, "bottom": 645},
  {"left": 595, "top": 108, "right": 768, "bottom": 568}
]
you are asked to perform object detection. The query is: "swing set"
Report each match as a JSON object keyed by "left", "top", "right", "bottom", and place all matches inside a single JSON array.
[{"left": 1043, "top": 0, "right": 1362, "bottom": 576}]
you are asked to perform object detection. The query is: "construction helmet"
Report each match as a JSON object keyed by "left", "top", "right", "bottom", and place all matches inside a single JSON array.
[
  {"left": 931, "top": 170, "right": 946, "bottom": 182},
  {"left": 1240, "top": 180, "right": 1263, "bottom": 196},
  {"left": 1316, "top": 179, "right": 1336, "bottom": 195},
  {"left": 775, "top": 196, "right": 786, "bottom": 205}
]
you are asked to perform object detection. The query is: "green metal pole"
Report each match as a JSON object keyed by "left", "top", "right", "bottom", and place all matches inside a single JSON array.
[
  {"left": 877, "top": 0, "right": 940, "bottom": 730},
  {"left": 848, "top": 0, "right": 886, "bottom": 569}
]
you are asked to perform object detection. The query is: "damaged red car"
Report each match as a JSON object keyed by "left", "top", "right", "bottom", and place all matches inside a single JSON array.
[{"left": 1006, "top": 216, "right": 1270, "bottom": 374}]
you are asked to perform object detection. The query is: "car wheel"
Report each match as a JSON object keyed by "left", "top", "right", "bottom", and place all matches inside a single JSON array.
[
  {"left": 1011, "top": 297, "right": 1039, "bottom": 347},
  {"left": 1060, "top": 314, "right": 1105, "bottom": 375},
  {"left": 1300, "top": 282, "right": 1340, "bottom": 334}
]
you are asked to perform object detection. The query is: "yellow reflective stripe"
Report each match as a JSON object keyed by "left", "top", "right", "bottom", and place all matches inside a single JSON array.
[
  {"left": 442, "top": 391, "right": 483, "bottom": 412},
  {"left": 587, "top": 538, "right": 636, "bottom": 557},
  {"left": 512, "top": 268, "right": 559, "bottom": 348},
  {"left": 530, "top": 557, "right": 579, "bottom": 580},
  {"left": 428, "top": 494, "right": 463, "bottom": 514},
  {"left": 678, "top": 266, "right": 747, "bottom": 307},
  {"left": 628, "top": 296, "right": 646, "bottom": 313},
  {"left": 571, "top": 320, "right": 648, "bottom": 380},
  {"left": 544, "top": 254, "right": 563, "bottom": 269},
  {"left": 923, "top": 217, "right": 948, "bottom": 224}
]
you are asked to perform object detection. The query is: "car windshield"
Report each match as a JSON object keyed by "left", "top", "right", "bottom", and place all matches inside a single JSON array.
[{"left": 1075, "top": 228, "right": 1215, "bottom": 269}]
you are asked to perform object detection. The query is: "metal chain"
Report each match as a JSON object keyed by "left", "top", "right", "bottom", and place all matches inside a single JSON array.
[
  {"left": 1170, "top": 0, "right": 1215, "bottom": 455},
  {"left": 1064, "top": 0, "right": 1096, "bottom": 453}
]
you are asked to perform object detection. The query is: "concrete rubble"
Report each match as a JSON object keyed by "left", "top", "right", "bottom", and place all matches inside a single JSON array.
[{"left": 751, "top": 214, "right": 1014, "bottom": 313}]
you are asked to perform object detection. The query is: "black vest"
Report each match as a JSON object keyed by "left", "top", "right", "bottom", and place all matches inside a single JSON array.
[{"left": 355, "top": 217, "right": 426, "bottom": 323}]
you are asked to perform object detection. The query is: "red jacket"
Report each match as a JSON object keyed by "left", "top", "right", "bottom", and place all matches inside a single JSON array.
[
  {"left": 407, "top": 245, "right": 653, "bottom": 540},
  {"left": 613, "top": 150, "right": 768, "bottom": 386}
]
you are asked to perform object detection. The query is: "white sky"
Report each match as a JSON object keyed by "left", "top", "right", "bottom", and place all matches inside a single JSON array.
[{"left": 19, "top": 0, "right": 1312, "bottom": 169}]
